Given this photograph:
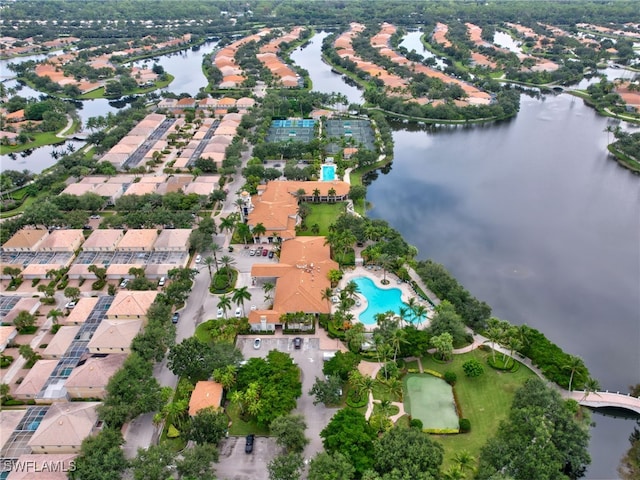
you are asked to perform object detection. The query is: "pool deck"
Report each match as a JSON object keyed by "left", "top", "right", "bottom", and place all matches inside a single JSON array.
[{"left": 338, "top": 266, "right": 435, "bottom": 330}]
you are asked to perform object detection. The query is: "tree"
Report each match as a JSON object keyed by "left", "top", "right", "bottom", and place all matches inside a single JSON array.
[
  {"left": 14, "top": 310, "right": 36, "bottom": 332},
  {"left": 618, "top": 420, "right": 640, "bottom": 480},
  {"left": 428, "top": 300, "right": 468, "bottom": 346},
  {"left": 348, "top": 184, "right": 367, "bottom": 209},
  {"left": 187, "top": 407, "right": 229, "bottom": 445},
  {"left": 232, "top": 286, "right": 252, "bottom": 315},
  {"left": 270, "top": 414, "right": 309, "bottom": 453},
  {"left": 308, "top": 452, "right": 355, "bottom": 480},
  {"left": 431, "top": 332, "right": 453, "bottom": 361},
  {"left": 176, "top": 444, "right": 218, "bottom": 480},
  {"left": 563, "top": 355, "right": 586, "bottom": 392},
  {"left": 98, "top": 353, "right": 165, "bottom": 428},
  {"left": 463, "top": 359, "right": 485, "bottom": 377},
  {"left": 344, "top": 322, "right": 366, "bottom": 352},
  {"left": 323, "top": 351, "right": 360, "bottom": 381},
  {"left": 168, "top": 337, "right": 242, "bottom": 383},
  {"left": 64, "top": 286, "right": 81, "bottom": 303},
  {"left": 374, "top": 426, "right": 444, "bottom": 480},
  {"left": 2, "top": 266, "right": 21, "bottom": 281},
  {"left": 321, "top": 409, "right": 376, "bottom": 475},
  {"left": 69, "top": 428, "right": 128, "bottom": 480},
  {"left": 327, "top": 269, "right": 343, "bottom": 287},
  {"left": 204, "top": 256, "right": 216, "bottom": 277},
  {"left": 268, "top": 452, "right": 304, "bottom": 480},
  {"left": 252, "top": 222, "right": 266, "bottom": 242},
  {"left": 131, "top": 444, "right": 174, "bottom": 480},
  {"left": 19, "top": 344, "right": 39, "bottom": 365},
  {"left": 263, "top": 282, "right": 275, "bottom": 302},
  {"left": 309, "top": 375, "right": 343, "bottom": 406},
  {"left": 217, "top": 294, "right": 232, "bottom": 319},
  {"left": 476, "top": 378, "right": 591, "bottom": 480}
]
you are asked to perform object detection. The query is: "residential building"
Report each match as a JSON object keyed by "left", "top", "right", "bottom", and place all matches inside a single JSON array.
[
  {"left": 0, "top": 325, "right": 17, "bottom": 352},
  {"left": 2, "top": 228, "right": 49, "bottom": 252},
  {"left": 13, "top": 360, "right": 59, "bottom": 400},
  {"left": 62, "top": 298, "right": 99, "bottom": 326},
  {"left": 188, "top": 381, "right": 224, "bottom": 416},
  {"left": 82, "top": 229, "right": 124, "bottom": 252},
  {"left": 42, "top": 326, "right": 81, "bottom": 359},
  {"left": 38, "top": 230, "right": 85, "bottom": 252},
  {"left": 27, "top": 402, "right": 101, "bottom": 454},
  {"left": 116, "top": 229, "right": 158, "bottom": 251},
  {"left": 106, "top": 291, "right": 158, "bottom": 320},
  {"left": 153, "top": 229, "right": 191, "bottom": 252},
  {"left": 87, "top": 319, "right": 143, "bottom": 354},
  {"left": 64, "top": 354, "right": 127, "bottom": 399}
]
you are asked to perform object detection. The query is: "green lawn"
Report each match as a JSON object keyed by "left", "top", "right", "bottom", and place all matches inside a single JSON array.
[
  {"left": 0, "top": 132, "right": 66, "bottom": 154},
  {"left": 298, "top": 202, "right": 345, "bottom": 236},
  {"left": 419, "top": 349, "right": 536, "bottom": 469},
  {"left": 371, "top": 380, "right": 402, "bottom": 403},
  {"left": 226, "top": 402, "right": 270, "bottom": 436}
]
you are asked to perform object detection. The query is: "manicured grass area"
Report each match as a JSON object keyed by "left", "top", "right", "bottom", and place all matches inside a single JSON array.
[
  {"left": 226, "top": 402, "right": 270, "bottom": 436},
  {"left": 420, "top": 349, "right": 536, "bottom": 469},
  {"left": 0, "top": 132, "right": 66, "bottom": 154},
  {"left": 0, "top": 193, "right": 41, "bottom": 219},
  {"left": 298, "top": 202, "right": 345, "bottom": 236},
  {"left": 371, "top": 380, "right": 402, "bottom": 403}
]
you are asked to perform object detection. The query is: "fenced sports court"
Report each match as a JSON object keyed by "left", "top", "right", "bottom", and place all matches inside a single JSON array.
[
  {"left": 403, "top": 374, "right": 459, "bottom": 430},
  {"left": 325, "top": 118, "right": 375, "bottom": 150},
  {"left": 267, "top": 118, "right": 316, "bottom": 143}
]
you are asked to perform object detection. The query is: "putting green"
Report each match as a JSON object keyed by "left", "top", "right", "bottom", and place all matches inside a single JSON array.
[{"left": 404, "top": 374, "right": 459, "bottom": 430}]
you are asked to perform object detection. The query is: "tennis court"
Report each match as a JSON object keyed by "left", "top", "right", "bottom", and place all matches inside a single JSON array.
[
  {"left": 324, "top": 119, "right": 375, "bottom": 150},
  {"left": 403, "top": 374, "right": 459, "bottom": 430},
  {"left": 267, "top": 119, "right": 316, "bottom": 143}
]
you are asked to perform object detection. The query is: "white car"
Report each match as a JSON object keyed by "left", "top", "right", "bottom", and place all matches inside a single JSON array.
[
  {"left": 250, "top": 305, "right": 257, "bottom": 311},
  {"left": 65, "top": 301, "right": 77, "bottom": 309},
  {"left": 235, "top": 307, "right": 242, "bottom": 318},
  {"left": 253, "top": 338, "right": 261, "bottom": 349},
  {"left": 249, "top": 249, "right": 256, "bottom": 256},
  {"left": 195, "top": 254, "right": 202, "bottom": 264},
  {"left": 217, "top": 308, "right": 224, "bottom": 318}
]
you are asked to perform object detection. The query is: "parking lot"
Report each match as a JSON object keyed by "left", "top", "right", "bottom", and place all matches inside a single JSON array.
[{"left": 214, "top": 333, "right": 339, "bottom": 480}]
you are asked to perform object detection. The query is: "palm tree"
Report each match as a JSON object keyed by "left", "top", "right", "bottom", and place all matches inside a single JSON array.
[
  {"left": 442, "top": 465, "right": 466, "bottom": 480},
  {"left": 236, "top": 223, "right": 251, "bottom": 245},
  {"left": 251, "top": 222, "right": 266, "bottom": 243},
  {"left": 483, "top": 319, "right": 504, "bottom": 363},
  {"left": 47, "top": 309, "right": 63, "bottom": 325},
  {"left": 263, "top": 282, "right": 275, "bottom": 302},
  {"left": 386, "top": 378, "right": 403, "bottom": 401},
  {"left": 312, "top": 188, "right": 321, "bottom": 202},
  {"left": 343, "top": 280, "right": 360, "bottom": 301},
  {"left": 453, "top": 450, "right": 475, "bottom": 475},
  {"left": 204, "top": 256, "right": 216, "bottom": 277},
  {"left": 232, "top": 286, "right": 252, "bottom": 316},
  {"left": 582, "top": 377, "right": 601, "bottom": 400},
  {"left": 217, "top": 294, "right": 232, "bottom": 319},
  {"left": 413, "top": 304, "right": 428, "bottom": 327},
  {"left": 328, "top": 187, "right": 336, "bottom": 203},
  {"left": 563, "top": 355, "right": 585, "bottom": 392},
  {"left": 391, "top": 327, "right": 407, "bottom": 361},
  {"left": 219, "top": 255, "right": 236, "bottom": 283},
  {"left": 321, "top": 287, "right": 334, "bottom": 312},
  {"left": 405, "top": 297, "right": 419, "bottom": 322},
  {"left": 219, "top": 215, "right": 236, "bottom": 235},
  {"left": 210, "top": 243, "right": 222, "bottom": 272}
]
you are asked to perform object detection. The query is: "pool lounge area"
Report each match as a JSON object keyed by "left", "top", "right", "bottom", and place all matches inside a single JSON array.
[{"left": 338, "top": 267, "right": 435, "bottom": 329}]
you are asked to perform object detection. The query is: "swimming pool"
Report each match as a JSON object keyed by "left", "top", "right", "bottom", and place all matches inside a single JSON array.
[
  {"left": 321, "top": 164, "right": 336, "bottom": 181},
  {"left": 353, "top": 276, "right": 404, "bottom": 325}
]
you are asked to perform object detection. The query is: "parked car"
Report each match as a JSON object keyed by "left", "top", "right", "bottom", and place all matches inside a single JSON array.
[
  {"left": 90, "top": 214, "right": 101, "bottom": 219},
  {"left": 293, "top": 337, "right": 302, "bottom": 349},
  {"left": 158, "top": 276, "right": 166, "bottom": 287},
  {"left": 253, "top": 338, "right": 261, "bottom": 349},
  {"left": 195, "top": 254, "right": 202, "bottom": 264},
  {"left": 119, "top": 279, "right": 129, "bottom": 288},
  {"left": 245, "top": 434, "right": 255, "bottom": 454},
  {"left": 268, "top": 251, "right": 275, "bottom": 258},
  {"left": 65, "top": 301, "right": 77, "bottom": 309},
  {"left": 217, "top": 308, "right": 224, "bottom": 319},
  {"left": 262, "top": 249, "right": 268, "bottom": 256},
  {"left": 249, "top": 248, "right": 256, "bottom": 256},
  {"left": 235, "top": 307, "right": 242, "bottom": 318},
  {"left": 251, "top": 305, "right": 257, "bottom": 311},
  {"left": 171, "top": 312, "right": 180, "bottom": 324}
]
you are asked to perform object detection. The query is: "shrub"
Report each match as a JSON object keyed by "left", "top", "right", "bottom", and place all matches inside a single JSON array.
[
  {"left": 0, "top": 355, "right": 14, "bottom": 369},
  {"left": 459, "top": 418, "right": 471, "bottom": 433},
  {"left": 462, "top": 359, "right": 484, "bottom": 377},
  {"left": 91, "top": 279, "right": 106, "bottom": 290},
  {"left": 51, "top": 324, "right": 62, "bottom": 334},
  {"left": 345, "top": 389, "right": 368, "bottom": 408},
  {"left": 409, "top": 418, "right": 423, "bottom": 430},
  {"left": 444, "top": 370, "right": 457, "bottom": 385},
  {"left": 167, "top": 424, "right": 180, "bottom": 438}
]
